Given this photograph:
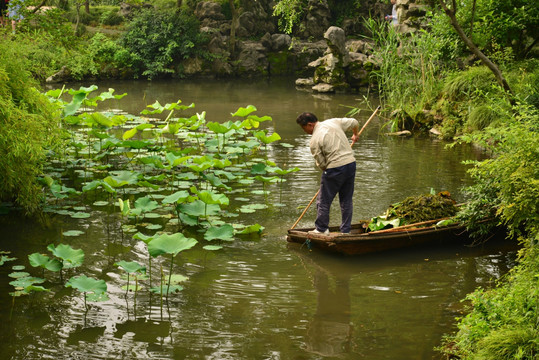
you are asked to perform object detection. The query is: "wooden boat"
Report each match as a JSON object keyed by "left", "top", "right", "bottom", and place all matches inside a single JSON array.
[{"left": 287, "top": 218, "right": 485, "bottom": 255}]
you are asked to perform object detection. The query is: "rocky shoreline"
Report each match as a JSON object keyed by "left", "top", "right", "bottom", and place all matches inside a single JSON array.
[{"left": 48, "top": 0, "right": 429, "bottom": 93}]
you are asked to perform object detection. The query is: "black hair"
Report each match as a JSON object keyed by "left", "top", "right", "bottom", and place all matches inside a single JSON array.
[{"left": 296, "top": 112, "right": 318, "bottom": 126}]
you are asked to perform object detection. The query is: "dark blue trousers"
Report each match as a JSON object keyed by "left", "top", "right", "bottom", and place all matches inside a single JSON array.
[{"left": 315, "top": 162, "right": 356, "bottom": 233}]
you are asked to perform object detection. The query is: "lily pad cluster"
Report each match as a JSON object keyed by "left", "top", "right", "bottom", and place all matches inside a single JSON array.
[{"left": 42, "top": 86, "right": 299, "bottom": 241}]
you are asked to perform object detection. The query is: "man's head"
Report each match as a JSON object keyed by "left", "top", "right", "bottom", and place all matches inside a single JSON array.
[{"left": 296, "top": 112, "right": 318, "bottom": 135}]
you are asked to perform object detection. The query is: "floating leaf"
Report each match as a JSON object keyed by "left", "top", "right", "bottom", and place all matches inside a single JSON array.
[
  {"left": 71, "top": 212, "right": 91, "bottom": 219},
  {"left": 0, "top": 255, "right": 16, "bottom": 266},
  {"left": 9, "top": 271, "right": 30, "bottom": 278},
  {"left": 203, "top": 245, "right": 223, "bottom": 251},
  {"left": 92, "top": 201, "right": 109, "bottom": 207},
  {"left": 134, "top": 196, "right": 159, "bottom": 213},
  {"left": 204, "top": 225, "right": 235, "bottom": 242},
  {"left": 63, "top": 230, "right": 85, "bottom": 237},
  {"left": 178, "top": 200, "right": 220, "bottom": 217},
  {"left": 166, "top": 274, "right": 188, "bottom": 284},
  {"left": 150, "top": 284, "right": 183, "bottom": 294},
  {"left": 237, "top": 223, "right": 265, "bottom": 234}
]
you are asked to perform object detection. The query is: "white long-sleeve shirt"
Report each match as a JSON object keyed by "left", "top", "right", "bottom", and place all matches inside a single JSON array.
[{"left": 309, "top": 118, "right": 359, "bottom": 171}]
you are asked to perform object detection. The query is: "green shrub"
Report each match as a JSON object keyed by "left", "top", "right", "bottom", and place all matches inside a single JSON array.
[
  {"left": 441, "top": 246, "right": 539, "bottom": 359},
  {"left": 0, "top": 39, "right": 63, "bottom": 214},
  {"left": 120, "top": 8, "right": 209, "bottom": 78},
  {"left": 100, "top": 10, "right": 124, "bottom": 26}
]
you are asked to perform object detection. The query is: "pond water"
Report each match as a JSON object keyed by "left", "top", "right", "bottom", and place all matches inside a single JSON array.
[{"left": 0, "top": 77, "right": 517, "bottom": 359}]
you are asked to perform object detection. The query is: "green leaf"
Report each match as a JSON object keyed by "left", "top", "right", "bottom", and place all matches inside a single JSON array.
[
  {"left": 115, "top": 260, "right": 146, "bottom": 274},
  {"left": 204, "top": 225, "right": 235, "bottom": 242},
  {"left": 166, "top": 274, "right": 188, "bottom": 284},
  {"left": 134, "top": 196, "right": 159, "bottom": 213},
  {"left": 66, "top": 275, "right": 107, "bottom": 295},
  {"left": 162, "top": 190, "right": 192, "bottom": 205},
  {"left": 0, "top": 255, "right": 16, "bottom": 266},
  {"left": 28, "top": 253, "right": 63, "bottom": 272},
  {"left": 255, "top": 131, "right": 281, "bottom": 144},
  {"left": 178, "top": 200, "right": 220, "bottom": 217},
  {"left": 133, "top": 232, "right": 154, "bottom": 244},
  {"left": 203, "top": 245, "right": 223, "bottom": 251},
  {"left": 122, "top": 127, "right": 138, "bottom": 140},
  {"left": 231, "top": 105, "right": 257, "bottom": 117},
  {"left": 47, "top": 243, "right": 85, "bottom": 269},
  {"left": 237, "top": 223, "right": 264, "bottom": 234},
  {"left": 150, "top": 284, "right": 183, "bottom": 294},
  {"left": 147, "top": 233, "right": 198, "bottom": 257}
]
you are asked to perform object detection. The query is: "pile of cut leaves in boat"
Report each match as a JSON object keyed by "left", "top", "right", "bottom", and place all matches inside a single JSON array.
[{"left": 368, "top": 190, "right": 458, "bottom": 231}]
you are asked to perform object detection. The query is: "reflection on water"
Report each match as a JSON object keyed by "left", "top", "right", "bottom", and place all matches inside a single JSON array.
[{"left": 0, "top": 78, "right": 517, "bottom": 359}]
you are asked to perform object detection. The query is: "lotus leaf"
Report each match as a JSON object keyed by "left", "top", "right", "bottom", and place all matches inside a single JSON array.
[
  {"left": 237, "top": 223, "right": 264, "bottom": 234},
  {"left": 191, "top": 188, "right": 229, "bottom": 206},
  {"left": 255, "top": 131, "right": 281, "bottom": 144},
  {"left": 0, "top": 255, "right": 16, "bottom": 266},
  {"left": 9, "top": 271, "right": 31, "bottom": 278},
  {"left": 115, "top": 260, "right": 146, "bottom": 274},
  {"left": 178, "top": 200, "right": 220, "bottom": 217},
  {"left": 162, "top": 190, "right": 192, "bottom": 205},
  {"left": 9, "top": 276, "right": 45, "bottom": 289},
  {"left": 150, "top": 285, "right": 183, "bottom": 294},
  {"left": 134, "top": 196, "right": 159, "bottom": 213},
  {"left": 204, "top": 225, "right": 235, "bottom": 242},
  {"left": 231, "top": 105, "right": 257, "bottom": 117},
  {"left": 66, "top": 275, "right": 107, "bottom": 296},
  {"left": 147, "top": 233, "right": 197, "bottom": 257},
  {"left": 28, "top": 253, "right": 63, "bottom": 272},
  {"left": 203, "top": 245, "right": 223, "bottom": 251},
  {"left": 47, "top": 243, "right": 85, "bottom": 269},
  {"left": 165, "top": 274, "right": 188, "bottom": 284}
]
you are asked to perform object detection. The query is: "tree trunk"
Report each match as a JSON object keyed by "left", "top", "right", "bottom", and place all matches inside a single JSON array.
[
  {"left": 177, "top": 0, "right": 182, "bottom": 9},
  {"left": 228, "top": 0, "right": 238, "bottom": 54},
  {"left": 85, "top": 0, "right": 90, "bottom": 14},
  {"left": 439, "top": 0, "right": 514, "bottom": 100},
  {"left": 31, "top": 0, "right": 47, "bottom": 14}
]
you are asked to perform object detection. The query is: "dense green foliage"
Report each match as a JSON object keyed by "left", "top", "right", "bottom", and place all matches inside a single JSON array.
[
  {"left": 365, "top": 2, "right": 538, "bottom": 358},
  {"left": 445, "top": 0, "right": 539, "bottom": 60},
  {"left": 273, "top": 0, "right": 363, "bottom": 34},
  {"left": 0, "top": 40, "right": 63, "bottom": 213},
  {"left": 120, "top": 9, "right": 209, "bottom": 78}
]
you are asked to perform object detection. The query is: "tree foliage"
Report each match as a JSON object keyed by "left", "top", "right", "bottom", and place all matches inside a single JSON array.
[
  {"left": 0, "top": 39, "right": 63, "bottom": 214},
  {"left": 120, "top": 9, "right": 208, "bottom": 79}
]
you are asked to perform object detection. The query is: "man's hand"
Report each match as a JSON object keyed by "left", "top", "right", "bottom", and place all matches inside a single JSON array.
[{"left": 351, "top": 133, "right": 360, "bottom": 146}]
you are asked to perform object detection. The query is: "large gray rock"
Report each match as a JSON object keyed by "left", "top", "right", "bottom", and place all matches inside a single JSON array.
[
  {"left": 195, "top": 1, "right": 225, "bottom": 20},
  {"left": 236, "top": 41, "right": 269, "bottom": 76},
  {"left": 296, "top": 0, "right": 330, "bottom": 39},
  {"left": 324, "top": 26, "right": 350, "bottom": 66}
]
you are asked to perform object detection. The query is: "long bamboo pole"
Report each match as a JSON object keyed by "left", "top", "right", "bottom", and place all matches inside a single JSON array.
[{"left": 290, "top": 105, "right": 381, "bottom": 230}]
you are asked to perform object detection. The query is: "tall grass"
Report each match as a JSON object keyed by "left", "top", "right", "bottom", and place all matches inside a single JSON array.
[{"left": 364, "top": 18, "right": 447, "bottom": 131}]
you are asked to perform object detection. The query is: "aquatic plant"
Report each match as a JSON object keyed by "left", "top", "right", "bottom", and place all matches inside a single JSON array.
[
  {"left": 147, "top": 232, "right": 197, "bottom": 300},
  {"left": 66, "top": 274, "right": 109, "bottom": 310}
]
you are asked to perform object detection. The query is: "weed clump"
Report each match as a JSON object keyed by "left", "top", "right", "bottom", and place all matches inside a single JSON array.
[{"left": 385, "top": 191, "right": 458, "bottom": 224}]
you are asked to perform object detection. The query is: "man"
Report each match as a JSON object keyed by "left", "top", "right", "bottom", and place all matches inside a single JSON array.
[
  {"left": 385, "top": 0, "right": 399, "bottom": 26},
  {"left": 296, "top": 112, "right": 359, "bottom": 234}
]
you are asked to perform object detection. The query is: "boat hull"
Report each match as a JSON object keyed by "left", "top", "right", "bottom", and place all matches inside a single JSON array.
[{"left": 287, "top": 222, "right": 473, "bottom": 255}]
